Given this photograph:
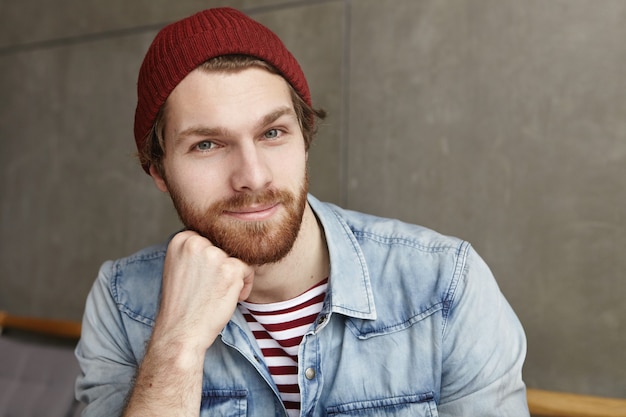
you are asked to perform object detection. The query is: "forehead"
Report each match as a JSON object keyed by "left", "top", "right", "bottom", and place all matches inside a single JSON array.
[{"left": 166, "top": 66, "right": 293, "bottom": 121}]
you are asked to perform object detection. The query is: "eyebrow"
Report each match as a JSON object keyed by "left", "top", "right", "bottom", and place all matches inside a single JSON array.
[
  {"left": 175, "top": 106, "right": 296, "bottom": 143},
  {"left": 257, "top": 106, "right": 296, "bottom": 131}
]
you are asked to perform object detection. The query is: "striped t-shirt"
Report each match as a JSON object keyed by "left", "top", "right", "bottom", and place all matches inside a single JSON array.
[{"left": 238, "top": 278, "right": 328, "bottom": 417}]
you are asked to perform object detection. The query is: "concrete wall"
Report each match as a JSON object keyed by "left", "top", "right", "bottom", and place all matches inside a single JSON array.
[{"left": 1, "top": 0, "right": 624, "bottom": 399}]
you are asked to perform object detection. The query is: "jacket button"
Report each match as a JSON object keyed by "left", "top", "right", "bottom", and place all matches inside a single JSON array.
[{"left": 305, "top": 367, "right": 316, "bottom": 380}]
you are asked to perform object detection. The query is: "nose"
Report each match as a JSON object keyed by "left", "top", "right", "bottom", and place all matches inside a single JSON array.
[{"left": 229, "top": 143, "right": 272, "bottom": 192}]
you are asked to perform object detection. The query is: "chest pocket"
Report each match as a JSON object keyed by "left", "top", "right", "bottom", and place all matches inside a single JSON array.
[
  {"left": 200, "top": 390, "right": 247, "bottom": 417},
  {"left": 326, "top": 393, "right": 438, "bottom": 417}
]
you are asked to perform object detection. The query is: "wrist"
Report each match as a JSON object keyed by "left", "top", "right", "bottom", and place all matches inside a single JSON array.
[{"left": 147, "top": 327, "right": 213, "bottom": 371}]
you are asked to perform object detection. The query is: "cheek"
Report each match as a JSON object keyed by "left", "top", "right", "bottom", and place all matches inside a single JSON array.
[
  {"left": 274, "top": 153, "right": 307, "bottom": 188},
  {"left": 164, "top": 163, "right": 226, "bottom": 204},
  {"left": 275, "top": 141, "right": 307, "bottom": 174}
]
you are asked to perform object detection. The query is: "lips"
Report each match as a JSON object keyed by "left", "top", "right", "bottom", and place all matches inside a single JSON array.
[{"left": 224, "top": 203, "right": 280, "bottom": 221}]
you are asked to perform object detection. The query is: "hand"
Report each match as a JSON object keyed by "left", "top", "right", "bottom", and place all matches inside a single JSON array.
[
  {"left": 123, "top": 231, "right": 253, "bottom": 416},
  {"left": 152, "top": 230, "right": 255, "bottom": 355}
]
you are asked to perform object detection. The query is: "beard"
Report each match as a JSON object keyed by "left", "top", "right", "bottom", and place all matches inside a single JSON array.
[{"left": 167, "top": 175, "right": 308, "bottom": 266}]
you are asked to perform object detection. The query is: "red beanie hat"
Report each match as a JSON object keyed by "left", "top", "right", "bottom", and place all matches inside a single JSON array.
[{"left": 134, "top": 7, "right": 311, "bottom": 173}]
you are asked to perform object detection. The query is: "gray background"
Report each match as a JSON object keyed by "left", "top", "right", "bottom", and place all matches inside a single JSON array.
[{"left": 1, "top": 0, "right": 624, "bottom": 399}]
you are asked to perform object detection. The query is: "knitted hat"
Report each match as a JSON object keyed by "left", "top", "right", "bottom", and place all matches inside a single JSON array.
[{"left": 134, "top": 7, "right": 311, "bottom": 173}]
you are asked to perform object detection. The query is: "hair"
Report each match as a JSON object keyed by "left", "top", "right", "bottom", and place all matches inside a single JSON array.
[{"left": 138, "top": 55, "right": 326, "bottom": 177}]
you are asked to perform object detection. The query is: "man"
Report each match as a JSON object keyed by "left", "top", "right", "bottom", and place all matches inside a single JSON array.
[{"left": 75, "top": 7, "right": 529, "bottom": 417}]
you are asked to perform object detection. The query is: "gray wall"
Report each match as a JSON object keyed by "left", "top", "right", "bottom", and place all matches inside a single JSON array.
[{"left": 1, "top": 0, "right": 624, "bottom": 399}]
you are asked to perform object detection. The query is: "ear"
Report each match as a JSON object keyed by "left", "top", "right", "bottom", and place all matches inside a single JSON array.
[{"left": 149, "top": 164, "right": 169, "bottom": 193}]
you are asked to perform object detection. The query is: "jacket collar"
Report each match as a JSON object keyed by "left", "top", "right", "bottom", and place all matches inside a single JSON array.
[{"left": 308, "top": 195, "right": 377, "bottom": 320}]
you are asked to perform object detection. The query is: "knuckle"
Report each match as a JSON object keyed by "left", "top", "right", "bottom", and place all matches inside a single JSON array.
[
  {"left": 179, "top": 233, "right": 213, "bottom": 254},
  {"left": 169, "top": 231, "right": 190, "bottom": 246},
  {"left": 169, "top": 230, "right": 201, "bottom": 249}
]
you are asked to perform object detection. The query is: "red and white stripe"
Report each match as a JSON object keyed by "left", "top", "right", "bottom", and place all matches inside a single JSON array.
[{"left": 239, "top": 279, "right": 328, "bottom": 417}]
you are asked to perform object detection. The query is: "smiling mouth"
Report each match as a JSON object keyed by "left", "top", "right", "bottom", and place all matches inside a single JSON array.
[{"left": 224, "top": 203, "right": 280, "bottom": 221}]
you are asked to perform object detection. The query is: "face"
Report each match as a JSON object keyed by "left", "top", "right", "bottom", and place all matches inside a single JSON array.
[{"left": 150, "top": 67, "right": 309, "bottom": 265}]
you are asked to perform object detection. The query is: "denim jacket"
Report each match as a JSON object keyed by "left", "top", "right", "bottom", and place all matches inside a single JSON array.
[{"left": 76, "top": 195, "right": 529, "bottom": 416}]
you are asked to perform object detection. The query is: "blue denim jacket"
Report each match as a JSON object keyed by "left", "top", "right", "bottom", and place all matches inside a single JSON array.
[{"left": 76, "top": 195, "right": 529, "bottom": 416}]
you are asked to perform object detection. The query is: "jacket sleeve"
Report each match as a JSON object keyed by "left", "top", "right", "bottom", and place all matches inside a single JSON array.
[
  {"left": 75, "top": 260, "right": 137, "bottom": 417},
  {"left": 438, "top": 244, "right": 529, "bottom": 416}
]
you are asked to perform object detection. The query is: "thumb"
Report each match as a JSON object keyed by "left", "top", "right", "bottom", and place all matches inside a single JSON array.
[{"left": 238, "top": 266, "right": 255, "bottom": 301}]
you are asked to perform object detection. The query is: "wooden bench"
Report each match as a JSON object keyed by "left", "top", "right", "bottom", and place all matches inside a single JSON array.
[
  {"left": 0, "top": 310, "right": 83, "bottom": 417},
  {"left": 0, "top": 310, "right": 81, "bottom": 339},
  {"left": 528, "top": 388, "right": 626, "bottom": 417}
]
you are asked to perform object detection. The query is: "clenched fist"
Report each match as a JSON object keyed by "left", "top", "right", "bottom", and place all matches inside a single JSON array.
[
  {"left": 152, "top": 230, "right": 255, "bottom": 356},
  {"left": 122, "top": 230, "right": 255, "bottom": 416}
]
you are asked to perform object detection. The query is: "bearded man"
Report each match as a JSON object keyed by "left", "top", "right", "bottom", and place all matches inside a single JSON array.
[{"left": 75, "top": 8, "right": 530, "bottom": 417}]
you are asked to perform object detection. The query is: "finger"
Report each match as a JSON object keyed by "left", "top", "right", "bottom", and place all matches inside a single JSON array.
[{"left": 170, "top": 229, "right": 203, "bottom": 246}]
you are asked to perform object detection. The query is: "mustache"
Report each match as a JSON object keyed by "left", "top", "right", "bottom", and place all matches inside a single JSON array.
[{"left": 211, "top": 189, "right": 294, "bottom": 213}]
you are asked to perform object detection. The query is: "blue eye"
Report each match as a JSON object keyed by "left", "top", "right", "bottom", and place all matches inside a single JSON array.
[
  {"left": 196, "top": 141, "right": 216, "bottom": 151},
  {"left": 265, "top": 129, "right": 279, "bottom": 139}
]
